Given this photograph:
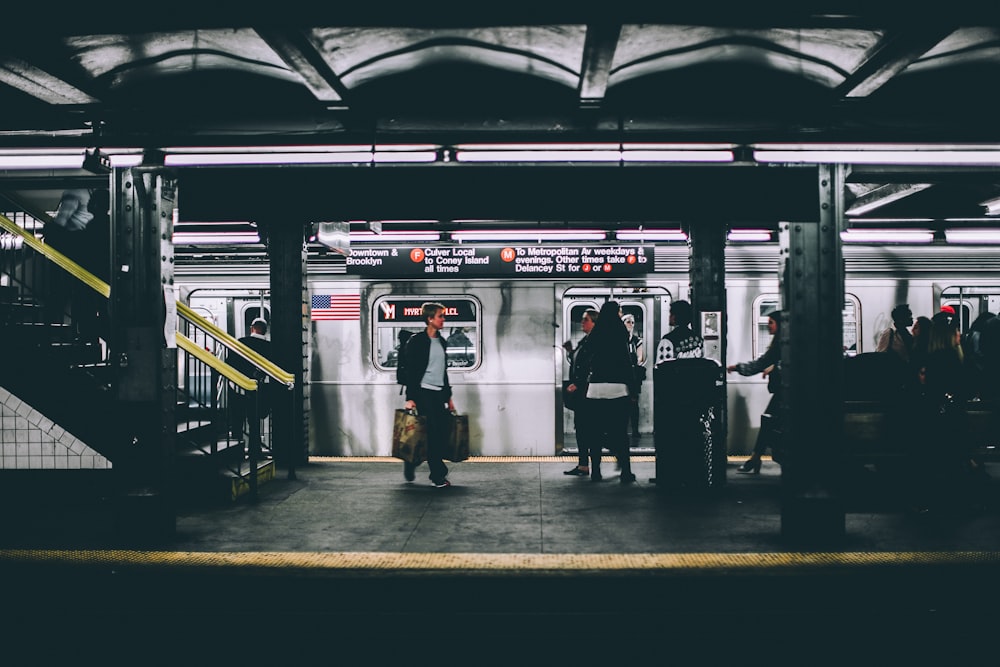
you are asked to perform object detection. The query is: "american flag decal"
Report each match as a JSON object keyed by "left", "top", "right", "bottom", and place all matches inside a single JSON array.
[{"left": 311, "top": 293, "right": 361, "bottom": 321}]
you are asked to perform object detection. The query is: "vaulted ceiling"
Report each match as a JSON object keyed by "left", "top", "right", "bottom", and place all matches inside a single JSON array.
[{"left": 2, "top": 5, "right": 1000, "bottom": 229}]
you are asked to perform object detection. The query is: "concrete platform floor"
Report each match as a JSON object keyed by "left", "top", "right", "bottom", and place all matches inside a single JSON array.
[{"left": 3, "top": 457, "right": 1000, "bottom": 664}]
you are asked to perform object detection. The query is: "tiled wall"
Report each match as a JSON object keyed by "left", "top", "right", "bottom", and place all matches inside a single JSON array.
[{"left": 0, "top": 387, "right": 111, "bottom": 469}]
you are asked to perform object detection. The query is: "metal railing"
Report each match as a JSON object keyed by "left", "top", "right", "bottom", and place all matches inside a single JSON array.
[{"left": 0, "top": 210, "right": 293, "bottom": 500}]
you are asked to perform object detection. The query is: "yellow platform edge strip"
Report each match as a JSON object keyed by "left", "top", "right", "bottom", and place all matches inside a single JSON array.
[{"left": 2, "top": 550, "right": 998, "bottom": 573}]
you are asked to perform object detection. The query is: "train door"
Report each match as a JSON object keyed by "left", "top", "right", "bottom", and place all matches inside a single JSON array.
[
  {"left": 232, "top": 292, "right": 270, "bottom": 339},
  {"left": 559, "top": 286, "right": 672, "bottom": 452}
]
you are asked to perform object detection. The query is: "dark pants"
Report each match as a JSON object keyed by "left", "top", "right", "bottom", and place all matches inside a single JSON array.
[
  {"left": 230, "top": 389, "right": 265, "bottom": 455},
  {"left": 628, "top": 392, "right": 640, "bottom": 439},
  {"left": 752, "top": 394, "right": 781, "bottom": 457},
  {"left": 574, "top": 402, "right": 597, "bottom": 468},
  {"left": 589, "top": 396, "right": 632, "bottom": 476},
  {"left": 409, "top": 388, "right": 450, "bottom": 483}
]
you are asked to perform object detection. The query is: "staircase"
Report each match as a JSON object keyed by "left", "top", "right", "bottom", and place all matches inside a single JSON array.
[{"left": 0, "top": 213, "right": 282, "bottom": 508}]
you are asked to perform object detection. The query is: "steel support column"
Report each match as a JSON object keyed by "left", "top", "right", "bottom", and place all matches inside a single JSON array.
[
  {"left": 109, "top": 167, "right": 177, "bottom": 542},
  {"left": 778, "top": 164, "right": 846, "bottom": 542},
  {"left": 688, "top": 219, "right": 728, "bottom": 485},
  {"left": 266, "top": 222, "right": 309, "bottom": 473}
]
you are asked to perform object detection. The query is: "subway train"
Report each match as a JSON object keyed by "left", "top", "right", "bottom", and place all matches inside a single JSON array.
[{"left": 175, "top": 242, "right": 1000, "bottom": 458}]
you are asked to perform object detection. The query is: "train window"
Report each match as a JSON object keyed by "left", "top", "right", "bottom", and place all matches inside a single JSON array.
[
  {"left": 752, "top": 296, "right": 781, "bottom": 358},
  {"left": 373, "top": 296, "right": 480, "bottom": 372},
  {"left": 618, "top": 302, "right": 647, "bottom": 361},
  {"left": 942, "top": 286, "right": 1000, "bottom": 333},
  {"left": 752, "top": 294, "right": 862, "bottom": 357},
  {"left": 241, "top": 304, "right": 270, "bottom": 338},
  {"left": 843, "top": 294, "right": 861, "bottom": 355},
  {"left": 566, "top": 303, "right": 600, "bottom": 354}
]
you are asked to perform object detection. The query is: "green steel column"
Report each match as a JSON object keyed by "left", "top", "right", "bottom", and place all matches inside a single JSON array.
[
  {"left": 779, "top": 164, "right": 846, "bottom": 543},
  {"left": 109, "top": 166, "right": 177, "bottom": 542},
  {"left": 266, "top": 221, "right": 309, "bottom": 472}
]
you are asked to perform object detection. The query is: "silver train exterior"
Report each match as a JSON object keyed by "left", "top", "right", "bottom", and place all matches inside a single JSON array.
[{"left": 175, "top": 243, "right": 1000, "bottom": 458}]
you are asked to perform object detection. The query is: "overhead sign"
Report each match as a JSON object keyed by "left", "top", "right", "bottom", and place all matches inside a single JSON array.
[{"left": 345, "top": 245, "right": 652, "bottom": 277}]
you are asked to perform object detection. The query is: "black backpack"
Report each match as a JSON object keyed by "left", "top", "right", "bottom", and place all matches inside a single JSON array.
[{"left": 396, "top": 330, "right": 414, "bottom": 392}]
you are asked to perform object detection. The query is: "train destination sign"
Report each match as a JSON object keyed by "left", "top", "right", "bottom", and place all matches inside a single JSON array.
[
  {"left": 375, "top": 298, "right": 478, "bottom": 324},
  {"left": 345, "top": 245, "right": 652, "bottom": 277}
]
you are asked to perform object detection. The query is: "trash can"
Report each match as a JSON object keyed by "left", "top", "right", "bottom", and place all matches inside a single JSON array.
[{"left": 653, "top": 358, "right": 724, "bottom": 491}]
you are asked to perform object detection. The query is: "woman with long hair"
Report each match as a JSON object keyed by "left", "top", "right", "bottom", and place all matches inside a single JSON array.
[
  {"left": 577, "top": 300, "right": 637, "bottom": 483},
  {"left": 726, "top": 311, "right": 783, "bottom": 474}
]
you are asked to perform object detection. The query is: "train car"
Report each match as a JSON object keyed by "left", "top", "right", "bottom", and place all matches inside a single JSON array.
[{"left": 175, "top": 242, "right": 1000, "bottom": 458}]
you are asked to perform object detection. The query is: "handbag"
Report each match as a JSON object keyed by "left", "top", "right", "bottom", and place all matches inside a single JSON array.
[
  {"left": 392, "top": 408, "right": 427, "bottom": 464},
  {"left": 445, "top": 412, "right": 470, "bottom": 462}
]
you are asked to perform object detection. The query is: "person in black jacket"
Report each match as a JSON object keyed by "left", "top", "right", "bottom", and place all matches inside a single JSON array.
[
  {"left": 577, "top": 300, "right": 637, "bottom": 483},
  {"left": 226, "top": 318, "right": 274, "bottom": 456},
  {"left": 727, "top": 310, "right": 783, "bottom": 474},
  {"left": 563, "top": 308, "right": 599, "bottom": 477},
  {"left": 402, "top": 302, "right": 456, "bottom": 488}
]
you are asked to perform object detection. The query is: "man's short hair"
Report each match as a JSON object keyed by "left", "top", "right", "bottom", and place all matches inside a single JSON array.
[
  {"left": 891, "top": 304, "right": 912, "bottom": 323},
  {"left": 251, "top": 318, "right": 268, "bottom": 334},
  {"left": 669, "top": 300, "right": 693, "bottom": 326},
  {"left": 421, "top": 302, "right": 446, "bottom": 323}
]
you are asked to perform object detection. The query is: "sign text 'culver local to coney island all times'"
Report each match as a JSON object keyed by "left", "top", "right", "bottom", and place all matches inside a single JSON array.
[{"left": 344, "top": 245, "right": 652, "bottom": 277}]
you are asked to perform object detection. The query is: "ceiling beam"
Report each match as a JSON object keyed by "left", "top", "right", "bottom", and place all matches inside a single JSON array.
[
  {"left": 0, "top": 58, "right": 97, "bottom": 105},
  {"left": 578, "top": 23, "right": 621, "bottom": 108},
  {"left": 845, "top": 182, "right": 932, "bottom": 215},
  {"left": 253, "top": 27, "right": 348, "bottom": 107},
  {"left": 834, "top": 24, "right": 957, "bottom": 98}
]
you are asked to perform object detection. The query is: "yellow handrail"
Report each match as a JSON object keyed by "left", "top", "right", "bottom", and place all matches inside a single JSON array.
[
  {"left": 177, "top": 302, "right": 295, "bottom": 387},
  {"left": 0, "top": 212, "right": 110, "bottom": 298},
  {"left": 177, "top": 332, "right": 258, "bottom": 392},
  {"left": 0, "top": 210, "right": 295, "bottom": 389}
]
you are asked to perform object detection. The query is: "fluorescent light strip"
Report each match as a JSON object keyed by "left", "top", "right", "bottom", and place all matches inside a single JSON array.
[
  {"left": 164, "top": 151, "right": 438, "bottom": 166},
  {"left": 841, "top": 229, "right": 933, "bottom": 243},
  {"left": 944, "top": 229, "right": 1000, "bottom": 244},
  {"left": 0, "top": 148, "right": 144, "bottom": 169},
  {"left": 728, "top": 230, "right": 773, "bottom": 242},
  {"left": 349, "top": 231, "right": 441, "bottom": 242},
  {"left": 107, "top": 154, "right": 144, "bottom": 167},
  {"left": 0, "top": 153, "right": 84, "bottom": 169},
  {"left": 173, "top": 232, "right": 261, "bottom": 244},
  {"left": 624, "top": 150, "right": 732, "bottom": 163},
  {"left": 615, "top": 230, "right": 687, "bottom": 241},
  {"left": 456, "top": 150, "right": 621, "bottom": 163},
  {"left": 756, "top": 150, "right": 1000, "bottom": 165},
  {"left": 451, "top": 229, "right": 607, "bottom": 242},
  {"left": 455, "top": 149, "right": 732, "bottom": 163}
]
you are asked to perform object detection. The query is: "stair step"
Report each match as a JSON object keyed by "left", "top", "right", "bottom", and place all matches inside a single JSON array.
[
  {"left": 226, "top": 459, "right": 276, "bottom": 501},
  {"left": 177, "top": 420, "right": 212, "bottom": 435},
  {"left": 177, "top": 437, "right": 244, "bottom": 458}
]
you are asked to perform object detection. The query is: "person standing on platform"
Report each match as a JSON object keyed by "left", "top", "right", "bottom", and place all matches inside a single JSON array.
[
  {"left": 403, "top": 302, "right": 456, "bottom": 488},
  {"left": 655, "top": 300, "right": 704, "bottom": 366},
  {"left": 563, "top": 308, "right": 599, "bottom": 477},
  {"left": 875, "top": 303, "right": 914, "bottom": 363},
  {"left": 727, "top": 310, "right": 783, "bottom": 474},
  {"left": 226, "top": 318, "right": 274, "bottom": 456},
  {"left": 623, "top": 313, "right": 646, "bottom": 443},
  {"left": 578, "top": 301, "right": 636, "bottom": 483}
]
